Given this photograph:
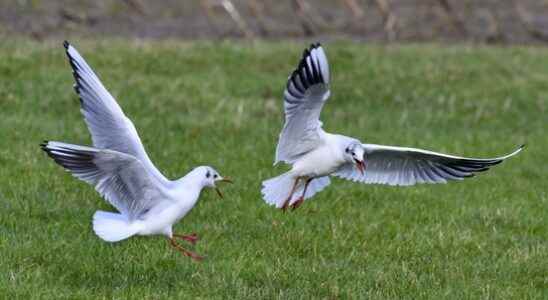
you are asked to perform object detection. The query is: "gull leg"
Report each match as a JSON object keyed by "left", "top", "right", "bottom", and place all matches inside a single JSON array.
[
  {"left": 168, "top": 237, "right": 203, "bottom": 261},
  {"left": 291, "top": 178, "right": 312, "bottom": 211},
  {"left": 173, "top": 233, "right": 199, "bottom": 245},
  {"left": 281, "top": 177, "right": 301, "bottom": 212}
]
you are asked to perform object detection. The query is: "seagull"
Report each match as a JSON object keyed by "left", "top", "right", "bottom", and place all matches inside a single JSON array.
[
  {"left": 261, "top": 43, "right": 524, "bottom": 211},
  {"left": 41, "top": 41, "right": 232, "bottom": 260}
]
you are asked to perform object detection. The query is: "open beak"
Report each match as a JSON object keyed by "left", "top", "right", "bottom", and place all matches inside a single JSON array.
[
  {"left": 214, "top": 177, "right": 233, "bottom": 199},
  {"left": 354, "top": 159, "right": 365, "bottom": 175},
  {"left": 215, "top": 187, "right": 224, "bottom": 199},
  {"left": 219, "top": 177, "right": 233, "bottom": 184}
]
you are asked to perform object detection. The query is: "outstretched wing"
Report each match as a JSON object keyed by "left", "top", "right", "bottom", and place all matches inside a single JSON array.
[
  {"left": 333, "top": 144, "right": 524, "bottom": 186},
  {"left": 275, "top": 43, "right": 331, "bottom": 164},
  {"left": 42, "top": 141, "right": 167, "bottom": 221},
  {"left": 64, "top": 41, "right": 169, "bottom": 185}
]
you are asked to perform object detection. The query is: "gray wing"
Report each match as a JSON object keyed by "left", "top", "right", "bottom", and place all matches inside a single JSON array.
[
  {"left": 333, "top": 144, "right": 524, "bottom": 186},
  {"left": 64, "top": 41, "right": 169, "bottom": 185},
  {"left": 275, "top": 43, "right": 331, "bottom": 164},
  {"left": 42, "top": 141, "right": 166, "bottom": 221}
]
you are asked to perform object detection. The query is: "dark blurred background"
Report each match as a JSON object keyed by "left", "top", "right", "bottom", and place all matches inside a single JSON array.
[{"left": 2, "top": 0, "right": 548, "bottom": 44}]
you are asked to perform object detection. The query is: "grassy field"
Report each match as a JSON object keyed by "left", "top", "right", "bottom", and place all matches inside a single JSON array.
[{"left": 0, "top": 40, "right": 546, "bottom": 299}]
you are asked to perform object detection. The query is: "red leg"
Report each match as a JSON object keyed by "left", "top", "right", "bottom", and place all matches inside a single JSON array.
[
  {"left": 281, "top": 177, "right": 301, "bottom": 212},
  {"left": 173, "top": 233, "right": 199, "bottom": 245},
  {"left": 291, "top": 178, "right": 312, "bottom": 211},
  {"left": 168, "top": 238, "right": 203, "bottom": 261}
]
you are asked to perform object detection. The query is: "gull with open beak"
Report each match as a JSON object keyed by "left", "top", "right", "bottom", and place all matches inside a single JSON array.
[
  {"left": 41, "top": 41, "right": 232, "bottom": 261},
  {"left": 261, "top": 43, "right": 523, "bottom": 211}
]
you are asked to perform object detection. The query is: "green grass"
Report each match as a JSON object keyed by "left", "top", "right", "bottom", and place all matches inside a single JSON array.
[{"left": 0, "top": 40, "right": 546, "bottom": 299}]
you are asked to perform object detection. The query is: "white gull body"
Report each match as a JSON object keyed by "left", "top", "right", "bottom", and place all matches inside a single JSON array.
[
  {"left": 261, "top": 43, "right": 523, "bottom": 210},
  {"left": 41, "top": 42, "right": 230, "bottom": 259}
]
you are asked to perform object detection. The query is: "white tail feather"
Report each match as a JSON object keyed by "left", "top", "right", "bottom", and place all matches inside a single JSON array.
[
  {"left": 261, "top": 172, "right": 331, "bottom": 208},
  {"left": 92, "top": 211, "right": 138, "bottom": 242}
]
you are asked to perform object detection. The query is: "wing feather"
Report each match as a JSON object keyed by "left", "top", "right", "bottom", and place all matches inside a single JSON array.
[
  {"left": 64, "top": 41, "right": 169, "bottom": 185},
  {"left": 275, "top": 43, "right": 331, "bottom": 164},
  {"left": 333, "top": 144, "right": 524, "bottom": 186},
  {"left": 42, "top": 141, "right": 166, "bottom": 220}
]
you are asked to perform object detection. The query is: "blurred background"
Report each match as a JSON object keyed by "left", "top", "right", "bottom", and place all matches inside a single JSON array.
[{"left": 3, "top": 0, "right": 548, "bottom": 44}]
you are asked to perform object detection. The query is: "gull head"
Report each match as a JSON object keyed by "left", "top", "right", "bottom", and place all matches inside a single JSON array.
[
  {"left": 344, "top": 142, "right": 366, "bottom": 175},
  {"left": 196, "top": 166, "right": 233, "bottom": 199}
]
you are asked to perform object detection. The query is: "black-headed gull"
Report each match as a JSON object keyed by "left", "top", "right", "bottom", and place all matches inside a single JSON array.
[
  {"left": 261, "top": 43, "right": 523, "bottom": 211},
  {"left": 41, "top": 41, "right": 232, "bottom": 260}
]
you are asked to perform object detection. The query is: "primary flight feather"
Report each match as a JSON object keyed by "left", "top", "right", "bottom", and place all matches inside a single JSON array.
[{"left": 262, "top": 43, "right": 523, "bottom": 211}]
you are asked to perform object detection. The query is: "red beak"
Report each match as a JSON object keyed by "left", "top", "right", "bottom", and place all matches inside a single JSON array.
[{"left": 355, "top": 159, "right": 365, "bottom": 175}]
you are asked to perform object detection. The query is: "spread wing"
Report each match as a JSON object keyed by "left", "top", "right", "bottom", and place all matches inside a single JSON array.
[
  {"left": 333, "top": 144, "right": 524, "bottom": 186},
  {"left": 42, "top": 141, "right": 167, "bottom": 221},
  {"left": 64, "top": 41, "right": 169, "bottom": 185},
  {"left": 275, "top": 43, "right": 331, "bottom": 164}
]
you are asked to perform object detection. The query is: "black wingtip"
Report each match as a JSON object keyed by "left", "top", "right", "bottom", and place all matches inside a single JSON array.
[
  {"left": 310, "top": 42, "right": 321, "bottom": 49},
  {"left": 287, "top": 43, "right": 327, "bottom": 89},
  {"left": 302, "top": 48, "right": 310, "bottom": 58},
  {"left": 40, "top": 141, "right": 50, "bottom": 152},
  {"left": 63, "top": 40, "right": 70, "bottom": 49},
  {"left": 519, "top": 144, "right": 526, "bottom": 149}
]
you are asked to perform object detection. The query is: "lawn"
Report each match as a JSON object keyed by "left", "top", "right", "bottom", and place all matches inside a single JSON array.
[{"left": 0, "top": 40, "right": 546, "bottom": 299}]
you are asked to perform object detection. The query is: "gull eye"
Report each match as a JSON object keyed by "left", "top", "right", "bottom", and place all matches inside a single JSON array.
[
  {"left": 214, "top": 174, "right": 218, "bottom": 179},
  {"left": 351, "top": 152, "right": 355, "bottom": 156},
  {"left": 206, "top": 171, "right": 210, "bottom": 178}
]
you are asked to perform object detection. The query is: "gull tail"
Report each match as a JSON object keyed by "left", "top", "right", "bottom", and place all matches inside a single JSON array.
[
  {"left": 261, "top": 172, "right": 331, "bottom": 208},
  {"left": 93, "top": 211, "right": 138, "bottom": 242},
  {"left": 262, "top": 172, "right": 296, "bottom": 208}
]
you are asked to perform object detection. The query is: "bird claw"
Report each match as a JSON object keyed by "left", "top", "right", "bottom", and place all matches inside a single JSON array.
[
  {"left": 178, "top": 248, "right": 204, "bottom": 261},
  {"left": 187, "top": 252, "right": 204, "bottom": 261},
  {"left": 280, "top": 197, "right": 305, "bottom": 212},
  {"left": 169, "top": 237, "right": 204, "bottom": 261},
  {"left": 290, "top": 197, "right": 304, "bottom": 211},
  {"left": 174, "top": 233, "right": 199, "bottom": 245},
  {"left": 183, "top": 233, "right": 199, "bottom": 245}
]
